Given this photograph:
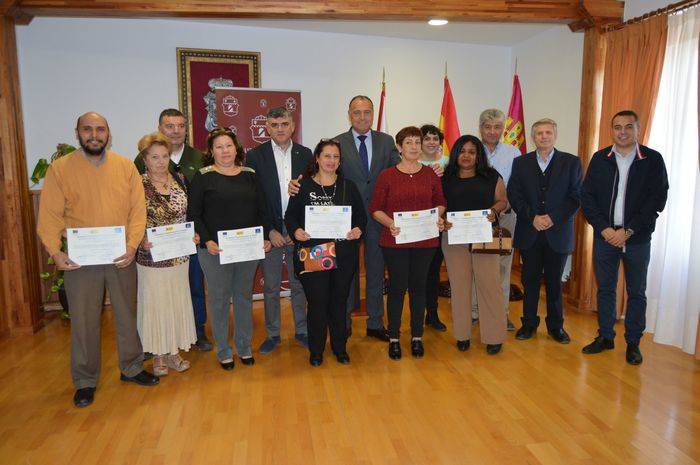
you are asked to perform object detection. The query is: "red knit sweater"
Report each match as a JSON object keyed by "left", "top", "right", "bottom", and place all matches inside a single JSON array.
[{"left": 368, "top": 165, "right": 445, "bottom": 248}]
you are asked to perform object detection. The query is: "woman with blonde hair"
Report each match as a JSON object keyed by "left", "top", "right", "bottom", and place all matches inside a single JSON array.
[{"left": 136, "top": 132, "right": 197, "bottom": 376}]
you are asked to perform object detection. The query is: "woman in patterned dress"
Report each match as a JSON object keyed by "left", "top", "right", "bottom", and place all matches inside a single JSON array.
[{"left": 136, "top": 132, "right": 198, "bottom": 376}]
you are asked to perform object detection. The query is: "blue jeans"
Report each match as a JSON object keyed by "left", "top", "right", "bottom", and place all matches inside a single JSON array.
[
  {"left": 593, "top": 237, "right": 651, "bottom": 345},
  {"left": 189, "top": 251, "right": 207, "bottom": 338}
]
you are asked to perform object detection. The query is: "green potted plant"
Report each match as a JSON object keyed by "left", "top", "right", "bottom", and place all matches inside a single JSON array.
[{"left": 32, "top": 143, "right": 76, "bottom": 319}]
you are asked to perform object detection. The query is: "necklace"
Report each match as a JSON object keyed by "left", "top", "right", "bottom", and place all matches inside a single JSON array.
[
  {"left": 150, "top": 174, "right": 171, "bottom": 194},
  {"left": 320, "top": 182, "right": 336, "bottom": 198}
]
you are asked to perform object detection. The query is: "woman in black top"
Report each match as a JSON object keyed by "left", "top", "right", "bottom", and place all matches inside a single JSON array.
[
  {"left": 187, "top": 128, "right": 271, "bottom": 370},
  {"left": 285, "top": 139, "right": 367, "bottom": 366},
  {"left": 442, "top": 135, "right": 508, "bottom": 355}
]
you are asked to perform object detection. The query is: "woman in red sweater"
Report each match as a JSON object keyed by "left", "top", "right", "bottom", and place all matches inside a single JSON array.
[{"left": 368, "top": 126, "right": 445, "bottom": 360}]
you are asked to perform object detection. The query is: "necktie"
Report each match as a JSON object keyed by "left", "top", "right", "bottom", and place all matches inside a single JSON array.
[{"left": 358, "top": 135, "right": 369, "bottom": 175}]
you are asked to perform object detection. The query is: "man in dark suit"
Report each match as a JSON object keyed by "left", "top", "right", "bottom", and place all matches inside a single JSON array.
[
  {"left": 335, "top": 96, "right": 400, "bottom": 340},
  {"left": 246, "top": 107, "right": 311, "bottom": 354},
  {"left": 135, "top": 108, "right": 211, "bottom": 351},
  {"left": 507, "top": 118, "right": 582, "bottom": 344},
  {"left": 581, "top": 110, "right": 668, "bottom": 365}
]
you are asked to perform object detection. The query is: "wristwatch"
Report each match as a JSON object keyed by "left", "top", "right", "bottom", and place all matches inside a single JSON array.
[{"left": 624, "top": 228, "right": 634, "bottom": 239}]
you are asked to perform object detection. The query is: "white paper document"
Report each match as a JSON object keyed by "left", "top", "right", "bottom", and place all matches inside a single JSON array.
[
  {"left": 446, "top": 210, "right": 493, "bottom": 245},
  {"left": 217, "top": 226, "right": 265, "bottom": 264},
  {"left": 305, "top": 205, "right": 352, "bottom": 239},
  {"left": 146, "top": 221, "right": 196, "bottom": 262},
  {"left": 393, "top": 208, "right": 439, "bottom": 245},
  {"left": 66, "top": 225, "right": 127, "bottom": 266}
]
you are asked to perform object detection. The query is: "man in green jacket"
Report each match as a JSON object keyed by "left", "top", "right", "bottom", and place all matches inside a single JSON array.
[{"left": 135, "top": 108, "right": 211, "bottom": 351}]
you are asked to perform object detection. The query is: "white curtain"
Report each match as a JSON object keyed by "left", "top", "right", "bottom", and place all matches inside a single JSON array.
[{"left": 646, "top": 6, "right": 700, "bottom": 354}]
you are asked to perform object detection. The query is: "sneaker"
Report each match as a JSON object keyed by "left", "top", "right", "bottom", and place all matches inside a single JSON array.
[
  {"left": 193, "top": 336, "right": 213, "bottom": 351},
  {"left": 258, "top": 336, "right": 281, "bottom": 354}
]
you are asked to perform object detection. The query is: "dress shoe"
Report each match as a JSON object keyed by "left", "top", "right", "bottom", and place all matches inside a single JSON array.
[
  {"left": 309, "top": 353, "right": 323, "bottom": 366},
  {"left": 193, "top": 336, "right": 213, "bottom": 351},
  {"left": 457, "top": 340, "right": 470, "bottom": 352},
  {"left": 425, "top": 311, "right": 447, "bottom": 331},
  {"left": 295, "top": 333, "right": 309, "bottom": 348},
  {"left": 388, "top": 341, "right": 402, "bottom": 360},
  {"left": 548, "top": 328, "right": 571, "bottom": 344},
  {"left": 258, "top": 336, "right": 281, "bottom": 354},
  {"left": 411, "top": 339, "right": 425, "bottom": 358},
  {"left": 626, "top": 344, "right": 643, "bottom": 365},
  {"left": 582, "top": 336, "right": 615, "bottom": 354},
  {"left": 335, "top": 352, "right": 350, "bottom": 364},
  {"left": 219, "top": 359, "right": 235, "bottom": 370},
  {"left": 367, "top": 327, "right": 390, "bottom": 342},
  {"left": 506, "top": 319, "right": 516, "bottom": 331},
  {"left": 120, "top": 370, "right": 159, "bottom": 386},
  {"left": 239, "top": 356, "right": 255, "bottom": 366},
  {"left": 73, "top": 387, "right": 95, "bottom": 408},
  {"left": 515, "top": 326, "right": 536, "bottom": 340},
  {"left": 486, "top": 344, "right": 502, "bottom": 355}
]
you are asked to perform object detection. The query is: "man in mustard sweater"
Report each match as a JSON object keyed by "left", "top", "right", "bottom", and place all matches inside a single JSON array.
[{"left": 38, "top": 112, "right": 159, "bottom": 408}]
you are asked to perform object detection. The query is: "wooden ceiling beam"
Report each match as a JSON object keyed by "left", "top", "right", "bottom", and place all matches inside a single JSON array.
[{"left": 13, "top": 0, "right": 624, "bottom": 26}]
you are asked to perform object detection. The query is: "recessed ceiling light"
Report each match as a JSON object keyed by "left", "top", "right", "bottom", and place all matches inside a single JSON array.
[{"left": 428, "top": 19, "right": 449, "bottom": 26}]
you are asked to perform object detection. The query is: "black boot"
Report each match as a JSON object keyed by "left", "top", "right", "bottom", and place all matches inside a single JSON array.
[{"left": 425, "top": 308, "right": 447, "bottom": 331}]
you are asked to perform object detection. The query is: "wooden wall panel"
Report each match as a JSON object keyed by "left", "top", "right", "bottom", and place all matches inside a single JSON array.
[{"left": 0, "top": 15, "right": 43, "bottom": 336}]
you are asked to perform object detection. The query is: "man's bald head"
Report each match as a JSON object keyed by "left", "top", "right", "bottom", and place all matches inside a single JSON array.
[{"left": 75, "top": 112, "right": 110, "bottom": 156}]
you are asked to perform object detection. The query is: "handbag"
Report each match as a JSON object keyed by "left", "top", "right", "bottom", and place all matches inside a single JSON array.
[
  {"left": 298, "top": 241, "right": 337, "bottom": 274},
  {"left": 470, "top": 215, "right": 513, "bottom": 256}
]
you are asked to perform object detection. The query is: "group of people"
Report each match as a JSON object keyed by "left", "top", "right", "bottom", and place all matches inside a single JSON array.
[{"left": 36, "top": 95, "right": 668, "bottom": 409}]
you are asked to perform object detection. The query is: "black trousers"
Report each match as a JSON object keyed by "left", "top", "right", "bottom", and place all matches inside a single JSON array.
[
  {"left": 300, "top": 252, "right": 357, "bottom": 356},
  {"left": 519, "top": 233, "right": 568, "bottom": 331},
  {"left": 425, "top": 244, "right": 444, "bottom": 313},
  {"left": 382, "top": 247, "right": 436, "bottom": 339}
]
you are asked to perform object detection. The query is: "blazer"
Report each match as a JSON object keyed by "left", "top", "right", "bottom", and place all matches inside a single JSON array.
[
  {"left": 245, "top": 140, "right": 312, "bottom": 235},
  {"left": 507, "top": 149, "right": 582, "bottom": 254},
  {"left": 334, "top": 129, "right": 400, "bottom": 209},
  {"left": 135, "top": 143, "right": 204, "bottom": 183},
  {"left": 581, "top": 144, "right": 668, "bottom": 245}
]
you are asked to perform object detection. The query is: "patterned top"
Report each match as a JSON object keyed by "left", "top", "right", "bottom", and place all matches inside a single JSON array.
[{"left": 137, "top": 173, "right": 190, "bottom": 268}]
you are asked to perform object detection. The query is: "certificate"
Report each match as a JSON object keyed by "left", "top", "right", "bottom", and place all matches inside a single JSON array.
[
  {"left": 447, "top": 210, "right": 493, "bottom": 245},
  {"left": 66, "top": 225, "right": 127, "bottom": 266},
  {"left": 393, "top": 208, "right": 439, "bottom": 245},
  {"left": 146, "top": 221, "right": 196, "bottom": 262},
  {"left": 305, "top": 205, "right": 352, "bottom": 239},
  {"left": 217, "top": 226, "right": 265, "bottom": 264}
]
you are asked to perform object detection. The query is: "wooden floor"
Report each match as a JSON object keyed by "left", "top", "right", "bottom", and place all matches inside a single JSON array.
[{"left": 1, "top": 296, "right": 699, "bottom": 465}]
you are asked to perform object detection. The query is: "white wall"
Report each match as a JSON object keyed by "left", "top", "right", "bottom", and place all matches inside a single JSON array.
[
  {"left": 16, "top": 17, "right": 515, "bottom": 180},
  {"left": 510, "top": 26, "right": 584, "bottom": 154},
  {"left": 624, "top": 0, "right": 676, "bottom": 20}
]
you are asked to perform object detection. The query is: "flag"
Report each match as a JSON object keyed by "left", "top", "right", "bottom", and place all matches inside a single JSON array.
[
  {"left": 503, "top": 73, "right": 527, "bottom": 155},
  {"left": 438, "top": 75, "right": 460, "bottom": 156},
  {"left": 377, "top": 68, "right": 388, "bottom": 133}
]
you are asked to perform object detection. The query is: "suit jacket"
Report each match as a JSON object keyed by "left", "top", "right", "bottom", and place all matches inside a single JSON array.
[
  {"left": 245, "top": 140, "right": 312, "bottom": 235},
  {"left": 507, "top": 149, "right": 582, "bottom": 254},
  {"left": 335, "top": 129, "right": 400, "bottom": 210},
  {"left": 134, "top": 144, "right": 203, "bottom": 183}
]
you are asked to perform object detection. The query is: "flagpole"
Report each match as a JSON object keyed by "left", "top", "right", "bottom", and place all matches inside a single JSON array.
[{"left": 444, "top": 61, "right": 448, "bottom": 79}]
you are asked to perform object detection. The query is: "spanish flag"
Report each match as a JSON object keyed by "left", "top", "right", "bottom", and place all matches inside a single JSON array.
[
  {"left": 438, "top": 75, "right": 460, "bottom": 156},
  {"left": 503, "top": 73, "right": 526, "bottom": 155}
]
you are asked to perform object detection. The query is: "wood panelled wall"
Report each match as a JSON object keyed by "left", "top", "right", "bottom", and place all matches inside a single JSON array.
[{"left": 0, "top": 15, "right": 43, "bottom": 336}]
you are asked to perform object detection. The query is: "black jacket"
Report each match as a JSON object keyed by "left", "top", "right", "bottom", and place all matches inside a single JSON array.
[
  {"left": 245, "top": 141, "right": 312, "bottom": 237},
  {"left": 507, "top": 149, "right": 582, "bottom": 254},
  {"left": 581, "top": 144, "right": 668, "bottom": 244}
]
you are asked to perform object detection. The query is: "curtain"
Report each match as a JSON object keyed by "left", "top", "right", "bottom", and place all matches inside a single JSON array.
[
  {"left": 646, "top": 6, "right": 700, "bottom": 354},
  {"left": 599, "top": 15, "right": 668, "bottom": 146}
]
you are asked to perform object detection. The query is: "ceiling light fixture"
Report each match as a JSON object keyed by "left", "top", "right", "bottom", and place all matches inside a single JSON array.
[{"left": 428, "top": 19, "right": 449, "bottom": 26}]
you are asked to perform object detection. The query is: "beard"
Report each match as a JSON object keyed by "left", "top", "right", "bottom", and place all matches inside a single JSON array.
[{"left": 79, "top": 137, "right": 107, "bottom": 156}]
